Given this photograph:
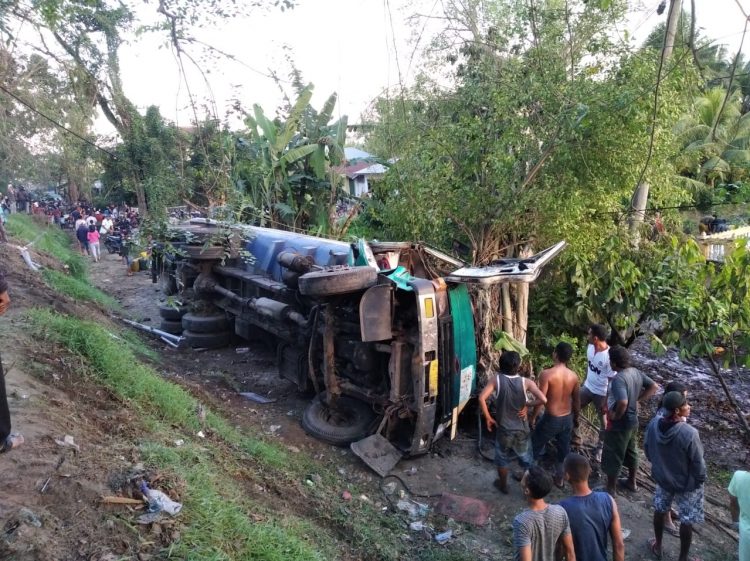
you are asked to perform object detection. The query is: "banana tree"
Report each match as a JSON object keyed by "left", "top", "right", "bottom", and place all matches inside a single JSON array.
[{"left": 240, "top": 84, "right": 348, "bottom": 232}]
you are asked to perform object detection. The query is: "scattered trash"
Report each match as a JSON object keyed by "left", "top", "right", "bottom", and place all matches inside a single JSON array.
[
  {"left": 196, "top": 431, "right": 205, "bottom": 439},
  {"left": 409, "top": 521, "right": 425, "bottom": 531},
  {"left": 404, "top": 466, "right": 418, "bottom": 476},
  {"left": 435, "top": 529, "right": 453, "bottom": 544},
  {"left": 309, "top": 474, "right": 322, "bottom": 485},
  {"left": 621, "top": 528, "right": 631, "bottom": 541},
  {"left": 342, "top": 490, "right": 352, "bottom": 501},
  {"left": 137, "top": 512, "right": 163, "bottom": 525},
  {"left": 267, "top": 425, "right": 281, "bottom": 434},
  {"left": 381, "top": 481, "right": 398, "bottom": 495},
  {"left": 239, "top": 392, "right": 276, "bottom": 404},
  {"left": 140, "top": 482, "right": 182, "bottom": 516},
  {"left": 396, "top": 499, "right": 429, "bottom": 518},
  {"left": 358, "top": 494, "right": 372, "bottom": 504},
  {"left": 235, "top": 347, "right": 250, "bottom": 354},
  {"left": 54, "top": 434, "right": 80, "bottom": 451},
  {"left": 101, "top": 496, "right": 144, "bottom": 506},
  {"left": 287, "top": 445, "right": 300, "bottom": 453},
  {"left": 174, "top": 439, "right": 184, "bottom": 446}
]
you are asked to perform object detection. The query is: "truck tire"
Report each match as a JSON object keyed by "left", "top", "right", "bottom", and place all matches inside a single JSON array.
[
  {"left": 301, "top": 394, "right": 376, "bottom": 446},
  {"left": 159, "top": 319, "right": 183, "bottom": 335},
  {"left": 160, "top": 271, "right": 178, "bottom": 296},
  {"left": 181, "top": 313, "right": 230, "bottom": 334},
  {"left": 298, "top": 267, "right": 377, "bottom": 298},
  {"left": 183, "top": 330, "right": 232, "bottom": 349},
  {"left": 158, "top": 303, "right": 188, "bottom": 321}
]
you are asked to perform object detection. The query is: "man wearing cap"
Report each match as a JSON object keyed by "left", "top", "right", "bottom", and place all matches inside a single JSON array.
[{"left": 644, "top": 391, "right": 706, "bottom": 561}]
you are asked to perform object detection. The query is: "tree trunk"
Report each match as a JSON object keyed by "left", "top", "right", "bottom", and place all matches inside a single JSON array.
[
  {"left": 501, "top": 283, "right": 513, "bottom": 335},
  {"left": 513, "top": 282, "right": 529, "bottom": 346},
  {"left": 662, "top": 0, "right": 683, "bottom": 61},
  {"left": 628, "top": 182, "right": 649, "bottom": 245}
]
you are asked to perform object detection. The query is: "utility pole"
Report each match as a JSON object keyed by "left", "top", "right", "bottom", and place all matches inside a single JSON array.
[
  {"left": 629, "top": 0, "right": 681, "bottom": 244},
  {"left": 662, "top": 0, "right": 683, "bottom": 61}
]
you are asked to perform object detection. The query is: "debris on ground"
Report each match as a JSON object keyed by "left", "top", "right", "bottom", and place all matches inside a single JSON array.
[
  {"left": 435, "top": 493, "right": 490, "bottom": 526},
  {"left": 396, "top": 499, "right": 429, "bottom": 518},
  {"left": 139, "top": 482, "right": 182, "bottom": 516},
  {"left": 238, "top": 391, "right": 276, "bottom": 404},
  {"left": 54, "top": 434, "right": 79, "bottom": 451}
]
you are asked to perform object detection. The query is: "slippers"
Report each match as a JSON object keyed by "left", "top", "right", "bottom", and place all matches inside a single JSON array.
[
  {"left": 617, "top": 478, "right": 637, "bottom": 492},
  {"left": 665, "top": 523, "right": 680, "bottom": 537},
  {"left": 0, "top": 433, "right": 24, "bottom": 453},
  {"left": 648, "top": 537, "right": 662, "bottom": 560}
]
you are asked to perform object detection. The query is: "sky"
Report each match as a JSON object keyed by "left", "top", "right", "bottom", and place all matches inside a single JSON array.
[{"left": 106, "top": 0, "right": 750, "bottom": 135}]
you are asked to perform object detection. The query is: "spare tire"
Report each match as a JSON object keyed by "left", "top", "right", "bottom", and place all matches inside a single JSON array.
[
  {"left": 301, "top": 394, "right": 376, "bottom": 446},
  {"left": 159, "top": 319, "right": 183, "bottom": 335},
  {"left": 160, "top": 271, "right": 178, "bottom": 296},
  {"left": 181, "top": 313, "right": 230, "bottom": 334},
  {"left": 158, "top": 303, "right": 188, "bottom": 321},
  {"left": 183, "top": 330, "right": 232, "bottom": 349},
  {"left": 298, "top": 267, "right": 377, "bottom": 298}
]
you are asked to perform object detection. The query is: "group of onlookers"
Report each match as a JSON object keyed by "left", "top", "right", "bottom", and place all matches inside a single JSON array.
[
  {"left": 480, "top": 323, "right": 748, "bottom": 561},
  {"left": 73, "top": 208, "right": 115, "bottom": 263}
]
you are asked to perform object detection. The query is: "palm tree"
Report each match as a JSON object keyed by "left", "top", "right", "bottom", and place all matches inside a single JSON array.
[{"left": 674, "top": 86, "right": 750, "bottom": 188}]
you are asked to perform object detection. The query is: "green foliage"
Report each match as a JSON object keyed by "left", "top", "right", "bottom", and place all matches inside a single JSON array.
[
  {"left": 5, "top": 214, "right": 86, "bottom": 278},
  {"left": 236, "top": 84, "right": 349, "bottom": 234},
  {"left": 366, "top": 0, "right": 693, "bottom": 262}
]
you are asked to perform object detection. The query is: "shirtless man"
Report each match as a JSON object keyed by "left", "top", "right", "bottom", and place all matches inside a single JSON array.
[{"left": 531, "top": 342, "right": 581, "bottom": 487}]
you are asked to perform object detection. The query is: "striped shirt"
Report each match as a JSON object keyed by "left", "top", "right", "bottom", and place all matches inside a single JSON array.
[{"left": 513, "top": 505, "right": 571, "bottom": 561}]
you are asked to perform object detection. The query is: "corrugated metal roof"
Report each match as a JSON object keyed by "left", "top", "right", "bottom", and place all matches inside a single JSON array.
[{"left": 344, "top": 147, "right": 373, "bottom": 161}]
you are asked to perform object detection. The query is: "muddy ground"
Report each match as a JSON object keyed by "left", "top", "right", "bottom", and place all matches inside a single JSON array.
[{"left": 0, "top": 240, "right": 745, "bottom": 560}]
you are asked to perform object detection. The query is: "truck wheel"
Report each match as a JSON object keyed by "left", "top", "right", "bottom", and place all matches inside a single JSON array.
[
  {"left": 160, "top": 272, "right": 178, "bottom": 296},
  {"left": 183, "top": 330, "right": 232, "bottom": 349},
  {"left": 158, "top": 303, "right": 188, "bottom": 321},
  {"left": 301, "top": 394, "right": 376, "bottom": 446},
  {"left": 159, "top": 319, "right": 183, "bottom": 335},
  {"left": 181, "top": 313, "right": 230, "bottom": 334},
  {"left": 298, "top": 267, "right": 377, "bottom": 298}
]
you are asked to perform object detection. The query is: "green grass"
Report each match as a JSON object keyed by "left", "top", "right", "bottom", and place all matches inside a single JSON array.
[
  {"left": 6, "top": 214, "right": 86, "bottom": 278},
  {"left": 25, "top": 309, "right": 476, "bottom": 561},
  {"left": 42, "top": 269, "right": 121, "bottom": 310}
]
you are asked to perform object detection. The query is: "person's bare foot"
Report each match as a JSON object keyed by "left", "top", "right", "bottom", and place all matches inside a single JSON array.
[{"left": 1, "top": 433, "right": 24, "bottom": 453}]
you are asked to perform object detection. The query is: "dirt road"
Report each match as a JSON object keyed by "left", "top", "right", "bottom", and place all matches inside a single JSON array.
[
  {"left": 0, "top": 238, "right": 740, "bottom": 560},
  {"left": 84, "top": 250, "right": 739, "bottom": 561}
]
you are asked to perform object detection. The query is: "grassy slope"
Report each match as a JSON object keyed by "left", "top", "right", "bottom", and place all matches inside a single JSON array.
[{"left": 11, "top": 215, "right": 473, "bottom": 561}]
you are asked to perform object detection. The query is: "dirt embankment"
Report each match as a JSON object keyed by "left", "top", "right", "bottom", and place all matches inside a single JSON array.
[{"left": 0, "top": 234, "right": 744, "bottom": 561}]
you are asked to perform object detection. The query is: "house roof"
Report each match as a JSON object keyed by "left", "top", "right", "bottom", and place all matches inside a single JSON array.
[
  {"left": 344, "top": 147, "right": 373, "bottom": 161},
  {"left": 335, "top": 162, "right": 388, "bottom": 179}
]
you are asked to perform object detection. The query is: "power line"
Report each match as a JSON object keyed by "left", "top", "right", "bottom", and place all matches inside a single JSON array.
[{"left": 0, "top": 84, "right": 117, "bottom": 159}]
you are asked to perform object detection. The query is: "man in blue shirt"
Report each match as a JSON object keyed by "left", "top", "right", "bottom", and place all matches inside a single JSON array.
[{"left": 559, "top": 453, "right": 624, "bottom": 561}]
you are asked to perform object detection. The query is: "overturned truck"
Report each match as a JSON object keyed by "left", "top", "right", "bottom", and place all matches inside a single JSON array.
[{"left": 152, "top": 219, "right": 564, "bottom": 474}]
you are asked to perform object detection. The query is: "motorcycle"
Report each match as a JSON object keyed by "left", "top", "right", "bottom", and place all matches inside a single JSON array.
[{"left": 104, "top": 232, "right": 124, "bottom": 254}]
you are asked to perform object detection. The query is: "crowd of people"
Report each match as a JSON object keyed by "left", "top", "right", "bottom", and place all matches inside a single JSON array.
[{"left": 479, "top": 323, "right": 748, "bottom": 561}]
